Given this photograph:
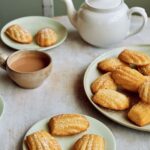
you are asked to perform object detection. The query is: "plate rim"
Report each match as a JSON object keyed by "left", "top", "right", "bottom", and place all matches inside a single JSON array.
[
  {"left": 0, "top": 16, "right": 68, "bottom": 51},
  {"left": 0, "top": 95, "right": 5, "bottom": 120},
  {"left": 83, "top": 46, "right": 150, "bottom": 132},
  {"left": 22, "top": 114, "right": 116, "bottom": 150}
]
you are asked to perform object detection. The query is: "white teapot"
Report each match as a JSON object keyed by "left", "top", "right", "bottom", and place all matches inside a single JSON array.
[{"left": 63, "top": 0, "right": 148, "bottom": 47}]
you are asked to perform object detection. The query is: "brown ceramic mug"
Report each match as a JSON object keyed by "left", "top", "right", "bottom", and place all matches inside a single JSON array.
[{"left": 0, "top": 50, "right": 52, "bottom": 89}]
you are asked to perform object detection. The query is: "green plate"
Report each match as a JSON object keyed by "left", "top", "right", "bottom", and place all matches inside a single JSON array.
[
  {"left": 23, "top": 115, "right": 116, "bottom": 150},
  {"left": 0, "top": 16, "right": 68, "bottom": 51},
  {"left": 0, "top": 96, "right": 4, "bottom": 120}
]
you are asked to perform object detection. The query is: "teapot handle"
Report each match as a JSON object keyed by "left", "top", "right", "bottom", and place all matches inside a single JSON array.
[{"left": 128, "top": 7, "right": 148, "bottom": 37}]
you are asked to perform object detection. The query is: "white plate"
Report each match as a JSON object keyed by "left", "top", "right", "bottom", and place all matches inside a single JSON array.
[
  {"left": 1, "top": 16, "right": 68, "bottom": 51},
  {"left": 84, "top": 46, "right": 150, "bottom": 132},
  {"left": 0, "top": 96, "right": 4, "bottom": 120},
  {"left": 23, "top": 115, "right": 116, "bottom": 150}
]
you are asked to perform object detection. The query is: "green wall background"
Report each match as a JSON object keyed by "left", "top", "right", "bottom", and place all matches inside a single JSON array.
[
  {"left": 0, "top": 0, "right": 150, "bottom": 29},
  {"left": 54, "top": 0, "right": 150, "bottom": 16},
  {"left": 0, "top": 0, "right": 43, "bottom": 29}
]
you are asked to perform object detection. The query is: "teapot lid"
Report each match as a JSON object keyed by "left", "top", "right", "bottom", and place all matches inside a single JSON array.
[{"left": 86, "top": 0, "right": 122, "bottom": 10}]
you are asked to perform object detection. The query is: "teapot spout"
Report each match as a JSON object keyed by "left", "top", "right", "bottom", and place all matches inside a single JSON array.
[{"left": 62, "top": 0, "right": 78, "bottom": 28}]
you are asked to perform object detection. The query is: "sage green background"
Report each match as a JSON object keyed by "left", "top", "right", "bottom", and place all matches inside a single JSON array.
[
  {"left": 54, "top": 0, "right": 150, "bottom": 16},
  {"left": 0, "top": 0, "right": 150, "bottom": 29}
]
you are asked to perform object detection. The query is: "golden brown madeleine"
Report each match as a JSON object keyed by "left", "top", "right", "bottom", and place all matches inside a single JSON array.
[
  {"left": 128, "top": 102, "right": 150, "bottom": 126},
  {"left": 5, "top": 24, "right": 33, "bottom": 43},
  {"left": 118, "top": 49, "right": 150, "bottom": 66},
  {"left": 112, "top": 66, "right": 145, "bottom": 92},
  {"left": 92, "top": 89, "right": 129, "bottom": 110},
  {"left": 72, "top": 134, "right": 105, "bottom": 150},
  {"left": 138, "top": 64, "right": 150, "bottom": 75},
  {"left": 144, "top": 76, "right": 150, "bottom": 81},
  {"left": 49, "top": 114, "right": 89, "bottom": 136},
  {"left": 98, "top": 57, "right": 128, "bottom": 72},
  {"left": 26, "top": 130, "right": 61, "bottom": 150},
  {"left": 35, "top": 28, "right": 57, "bottom": 47},
  {"left": 139, "top": 81, "right": 150, "bottom": 104},
  {"left": 91, "top": 72, "right": 117, "bottom": 93}
]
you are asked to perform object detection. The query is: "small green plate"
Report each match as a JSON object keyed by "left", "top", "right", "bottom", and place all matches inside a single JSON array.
[
  {"left": 0, "top": 96, "right": 4, "bottom": 120},
  {"left": 23, "top": 115, "right": 116, "bottom": 150},
  {"left": 1, "top": 16, "right": 68, "bottom": 51}
]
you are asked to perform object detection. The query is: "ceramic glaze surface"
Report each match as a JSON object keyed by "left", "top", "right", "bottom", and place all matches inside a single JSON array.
[
  {"left": 86, "top": 0, "right": 121, "bottom": 9},
  {"left": 0, "top": 16, "right": 68, "bottom": 51},
  {"left": 84, "top": 46, "right": 150, "bottom": 132},
  {"left": 0, "top": 97, "right": 4, "bottom": 120},
  {"left": 23, "top": 116, "right": 116, "bottom": 150},
  {"left": 63, "top": 0, "right": 148, "bottom": 47},
  {"left": 77, "top": 3, "right": 129, "bottom": 47},
  {"left": 0, "top": 51, "right": 52, "bottom": 89},
  {"left": 1, "top": 16, "right": 150, "bottom": 150}
]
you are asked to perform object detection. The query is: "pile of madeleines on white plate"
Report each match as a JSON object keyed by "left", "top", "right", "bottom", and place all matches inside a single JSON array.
[
  {"left": 5, "top": 24, "right": 57, "bottom": 47},
  {"left": 91, "top": 49, "right": 150, "bottom": 127},
  {"left": 25, "top": 114, "right": 105, "bottom": 150}
]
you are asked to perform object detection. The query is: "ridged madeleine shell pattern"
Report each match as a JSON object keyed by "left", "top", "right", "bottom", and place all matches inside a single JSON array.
[
  {"left": 138, "top": 64, "right": 150, "bottom": 75},
  {"left": 128, "top": 102, "right": 150, "bottom": 126},
  {"left": 139, "top": 81, "right": 150, "bottom": 104},
  {"left": 72, "top": 134, "right": 105, "bottom": 150},
  {"left": 92, "top": 89, "right": 129, "bottom": 110},
  {"left": 35, "top": 28, "right": 57, "bottom": 47},
  {"left": 91, "top": 72, "right": 117, "bottom": 93},
  {"left": 118, "top": 49, "right": 150, "bottom": 66},
  {"left": 98, "top": 57, "right": 128, "bottom": 72},
  {"left": 26, "top": 130, "right": 61, "bottom": 150},
  {"left": 144, "top": 76, "right": 150, "bottom": 81},
  {"left": 49, "top": 114, "right": 89, "bottom": 136},
  {"left": 5, "top": 24, "right": 33, "bottom": 43},
  {"left": 112, "top": 66, "right": 145, "bottom": 92}
]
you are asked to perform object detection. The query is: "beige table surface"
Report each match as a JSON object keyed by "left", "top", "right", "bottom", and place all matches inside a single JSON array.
[{"left": 0, "top": 16, "right": 150, "bottom": 150}]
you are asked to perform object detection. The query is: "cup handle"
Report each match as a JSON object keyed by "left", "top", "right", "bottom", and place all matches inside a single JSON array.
[
  {"left": 128, "top": 7, "right": 148, "bottom": 37},
  {"left": 0, "top": 53, "right": 8, "bottom": 70}
]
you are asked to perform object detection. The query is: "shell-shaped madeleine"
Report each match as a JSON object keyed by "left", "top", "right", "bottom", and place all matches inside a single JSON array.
[
  {"left": 91, "top": 72, "right": 117, "bottom": 94},
  {"left": 144, "top": 76, "right": 150, "bottom": 81},
  {"left": 139, "top": 81, "right": 150, "bottom": 104},
  {"left": 92, "top": 89, "right": 129, "bottom": 110},
  {"left": 138, "top": 64, "right": 150, "bottom": 75},
  {"left": 112, "top": 66, "right": 145, "bottom": 92},
  {"left": 98, "top": 57, "right": 128, "bottom": 72},
  {"left": 5, "top": 24, "right": 32, "bottom": 43},
  {"left": 35, "top": 28, "right": 57, "bottom": 47},
  {"left": 49, "top": 114, "right": 89, "bottom": 136},
  {"left": 128, "top": 102, "right": 150, "bottom": 126},
  {"left": 118, "top": 49, "right": 150, "bottom": 66},
  {"left": 72, "top": 134, "right": 105, "bottom": 150},
  {"left": 26, "top": 130, "right": 61, "bottom": 150}
]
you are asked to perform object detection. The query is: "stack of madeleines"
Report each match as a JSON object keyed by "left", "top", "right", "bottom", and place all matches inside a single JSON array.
[
  {"left": 25, "top": 114, "right": 105, "bottom": 150},
  {"left": 91, "top": 49, "right": 150, "bottom": 127},
  {"left": 5, "top": 24, "right": 57, "bottom": 47}
]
